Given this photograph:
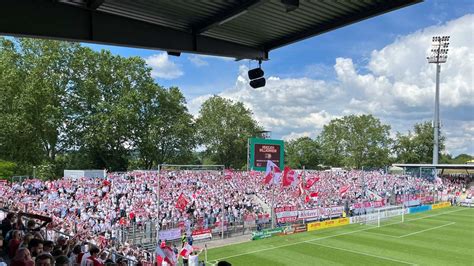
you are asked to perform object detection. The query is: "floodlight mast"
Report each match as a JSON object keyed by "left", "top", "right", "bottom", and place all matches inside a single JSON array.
[{"left": 427, "top": 36, "right": 450, "bottom": 165}]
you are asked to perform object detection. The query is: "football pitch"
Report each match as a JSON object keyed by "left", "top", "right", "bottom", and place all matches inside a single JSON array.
[{"left": 203, "top": 207, "right": 474, "bottom": 266}]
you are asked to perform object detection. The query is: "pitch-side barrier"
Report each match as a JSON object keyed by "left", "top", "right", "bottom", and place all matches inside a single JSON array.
[{"left": 250, "top": 202, "right": 453, "bottom": 241}]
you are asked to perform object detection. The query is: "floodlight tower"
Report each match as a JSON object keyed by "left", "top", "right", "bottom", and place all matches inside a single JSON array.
[{"left": 427, "top": 36, "right": 450, "bottom": 165}]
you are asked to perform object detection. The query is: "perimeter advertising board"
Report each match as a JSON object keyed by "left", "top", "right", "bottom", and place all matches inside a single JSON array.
[{"left": 249, "top": 138, "right": 284, "bottom": 171}]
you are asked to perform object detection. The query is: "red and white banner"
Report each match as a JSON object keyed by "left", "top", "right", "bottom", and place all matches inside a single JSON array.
[
  {"left": 192, "top": 229, "right": 212, "bottom": 240},
  {"left": 274, "top": 206, "right": 298, "bottom": 223},
  {"left": 352, "top": 200, "right": 385, "bottom": 209},
  {"left": 276, "top": 206, "right": 344, "bottom": 221}
]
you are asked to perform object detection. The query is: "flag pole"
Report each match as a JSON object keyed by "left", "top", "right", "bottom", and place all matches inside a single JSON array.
[
  {"left": 221, "top": 169, "right": 225, "bottom": 239},
  {"left": 271, "top": 164, "right": 276, "bottom": 229},
  {"left": 157, "top": 165, "right": 161, "bottom": 244},
  {"left": 271, "top": 183, "right": 275, "bottom": 229}
]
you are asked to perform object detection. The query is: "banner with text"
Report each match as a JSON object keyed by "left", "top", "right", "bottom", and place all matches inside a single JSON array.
[
  {"left": 307, "top": 218, "right": 349, "bottom": 232},
  {"left": 192, "top": 229, "right": 212, "bottom": 240},
  {"left": 158, "top": 228, "right": 181, "bottom": 241},
  {"left": 274, "top": 206, "right": 344, "bottom": 223}
]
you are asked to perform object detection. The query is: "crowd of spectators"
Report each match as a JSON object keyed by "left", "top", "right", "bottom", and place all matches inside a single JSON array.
[{"left": 0, "top": 169, "right": 471, "bottom": 265}]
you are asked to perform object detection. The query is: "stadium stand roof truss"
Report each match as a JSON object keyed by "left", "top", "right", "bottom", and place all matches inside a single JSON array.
[{"left": 0, "top": 0, "right": 421, "bottom": 60}]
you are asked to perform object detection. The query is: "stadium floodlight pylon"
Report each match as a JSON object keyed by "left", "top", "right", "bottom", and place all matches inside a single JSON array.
[
  {"left": 427, "top": 35, "right": 450, "bottom": 165},
  {"left": 156, "top": 164, "right": 225, "bottom": 241}
]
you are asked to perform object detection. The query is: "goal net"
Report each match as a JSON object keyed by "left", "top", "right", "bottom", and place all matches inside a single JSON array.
[{"left": 362, "top": 205, "right": 405, "bottom": 228}]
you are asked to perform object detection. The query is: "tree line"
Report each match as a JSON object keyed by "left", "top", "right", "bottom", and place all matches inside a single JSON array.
[{"left": 0, "top": 38, "right": 471, "bottom": 179}]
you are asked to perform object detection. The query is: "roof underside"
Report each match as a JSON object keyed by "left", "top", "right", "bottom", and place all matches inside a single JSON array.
[
  {"left": 0, "top": 0, "right": 421, "bottom": 60},
  {"left": 393, "top": 164, "right": 474, "bottom": 170}
]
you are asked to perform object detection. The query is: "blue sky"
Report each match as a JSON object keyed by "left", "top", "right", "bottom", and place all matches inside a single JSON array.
[{"left": 83, "top": 0, "right": 473, "bottom": 156}]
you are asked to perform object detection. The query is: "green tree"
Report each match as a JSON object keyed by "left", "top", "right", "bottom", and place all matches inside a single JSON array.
[
  {"left": 393, "top": 121, "right": 445, "bottom": 163},
  {"left": 196, "top": 96, "right": 261, "bottom": 168},
  {"left": 0, "top": 38, "right": 197, "bottom": 174},
  {"left": 285, "top": 137, "right": 322, "bottom": 169},
  {"left": 66, "top": 50, "right": 154, "bottom": 171},
  {"left": 319, "top": 115, "right": 392, "bottom": 169},
  {"left": 0, "top": 38, "right": 80, "bottom": 171}
]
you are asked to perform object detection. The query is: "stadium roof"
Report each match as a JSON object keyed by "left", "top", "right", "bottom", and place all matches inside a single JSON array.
[
  {"left": 393, "top": 163, "right": 474, "bottom": 170},
  {"left": 0, "top": 0, "right": 421, "bottom": 60}
]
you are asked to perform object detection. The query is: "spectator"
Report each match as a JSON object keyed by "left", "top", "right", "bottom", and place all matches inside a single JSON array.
[
  {"left": 35, "top": 253, "right": 54, "bottom": 266},
  {"left": 55, "top": 255, "right": 70, "bottom": 266},
  {"left": 10, "top": 247, "right": 34, "bottom": 266},
  {"left": 43, "top": 240, "right": 54, "bottom": 255},
  {"left": 27, "top": 238, "right": 43, "bottom": 259},
  {"left": 188, "top": 249, "right": 203, "bottom": 266},
  {"left": 86, "top": 245, "right": 104, "bottom": 266},
  {"left": 8, "top": 230, "right": 22, "bottom": 258},
  {"left": 1, "top": 213, "right": 14, "bottom": 238}
]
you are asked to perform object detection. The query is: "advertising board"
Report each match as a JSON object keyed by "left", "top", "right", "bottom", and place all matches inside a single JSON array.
[
  {"left": 307, "top": 218, "right": 349, "bottom": 232},
  {"left": 251, "top": 227, "right": 284, "bottom": 240},
  {"left": 408, "top": 205, "right": 432, "bottom": 214},
  {"left": 431, "top": 202, "right": 451, "bottom": 209}
]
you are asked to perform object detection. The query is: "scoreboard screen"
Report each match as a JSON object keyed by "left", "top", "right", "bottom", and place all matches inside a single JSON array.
[{"left": 249, "top": 138, "right": 284, "bottom": 171}]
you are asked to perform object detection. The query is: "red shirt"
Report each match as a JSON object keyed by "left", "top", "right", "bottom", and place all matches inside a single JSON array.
[{"left": 8, "top": 239, "right": 21, "bottom": 258}]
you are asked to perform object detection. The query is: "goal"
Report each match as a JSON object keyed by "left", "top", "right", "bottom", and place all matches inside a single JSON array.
[{"left": 362, "top": 205, "right": 405, "bottom": 228}]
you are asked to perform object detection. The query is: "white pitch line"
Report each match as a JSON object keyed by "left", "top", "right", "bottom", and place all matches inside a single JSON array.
[
  {"left": 364, "top": 231, "right": 399, "bottom": 238},
  {"left": 307, "top": 241, "right": 417, "bottom": 265},
  {"left": 398, "top": 222, "right": 456, "bottom": 238},
  {"left": 211, "top": 208, "right": 467, "bottom": 262}
]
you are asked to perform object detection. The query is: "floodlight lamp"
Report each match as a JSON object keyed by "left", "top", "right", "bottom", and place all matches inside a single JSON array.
[
  {"left": 250, "top": 77, "right": 266, "bottom": 89},
  {"left": 248, "top": 68, "right": 264, "bottom": 80}
]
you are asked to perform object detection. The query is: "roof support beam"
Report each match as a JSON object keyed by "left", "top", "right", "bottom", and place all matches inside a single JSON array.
[
  {"left": 87, "top": 0, "right": 105, "bottom": 10},
  {"left": 0, "top": 0, "right": 267, "bottom": 60},
  {"left": 194, "top": 0, "right": 266, "bottom": 34},
  {"left": 265, "top": 0, "right": 422, "bottom": 50}
]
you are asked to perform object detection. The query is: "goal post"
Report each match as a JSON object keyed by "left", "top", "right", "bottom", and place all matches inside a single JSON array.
[
  {"left": 361, "top": 205, "right": 406, "bottom": 228},
  {"left": 155, "top": 164, "right": 226, "bottom": 242}
]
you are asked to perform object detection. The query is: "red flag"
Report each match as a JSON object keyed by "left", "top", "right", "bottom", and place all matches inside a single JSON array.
[
  {"left": 282, "top": 166, "right": 297, "bottom": 187},
  {"left": 156, "top": 245, "right": 177, "bottom": 265},
  {"left": 305, "top": 192, "right": 319, "bottom": 203},
  {"left": 339, "top": 186, "right": 349, "bottom": 196},
  {"left": 224, "top": 169, "right": 233, "bottom": 180},
  {"left": 175, "top": 193, "right": 189, "bottom": 211},
  {"left": 304, "top": 176, "right": 320, "bottom": 190},
  {"left": 179, "top": 243, "right": 193, "bottom": 257}
]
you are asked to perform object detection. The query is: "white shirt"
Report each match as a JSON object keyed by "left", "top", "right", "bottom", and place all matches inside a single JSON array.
[
  {"left": 189, "top": 254, "right": 199, "bottom": 266},
  {"left": 80, "top": 252, "right": 91, "bottom": 266}
]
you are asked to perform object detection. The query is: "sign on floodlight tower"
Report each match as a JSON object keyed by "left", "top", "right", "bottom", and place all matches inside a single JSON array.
[{"left": 427, "top": 36, "right": 450, "bottom": 165}]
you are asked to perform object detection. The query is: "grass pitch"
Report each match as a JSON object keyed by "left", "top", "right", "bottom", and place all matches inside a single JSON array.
[{"left": 203, "top": 207, "right": 474, "bottom": 265}]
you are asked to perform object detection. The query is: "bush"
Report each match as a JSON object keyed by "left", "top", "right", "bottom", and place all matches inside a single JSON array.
[
  {"left": 36, "top": 161, "right": 57, "bottom": 180},
  {"left": 0, "top": 160, "right": 17, "bottom": 179}
]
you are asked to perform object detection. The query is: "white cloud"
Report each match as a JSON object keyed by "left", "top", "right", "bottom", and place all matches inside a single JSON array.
[
  {"left": 144, "top": 53, "right": 183, "bottom": 79},
  {"left": 187, "top": 15, "right": 474, "bottom": 155},
  {"left": 188, "top": 55, "right": 209, "bottom": 67}
]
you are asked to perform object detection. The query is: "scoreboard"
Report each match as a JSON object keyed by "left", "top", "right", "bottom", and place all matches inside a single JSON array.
[{"left": 249, "top": 138, "right": 284, "bottom": 171}]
